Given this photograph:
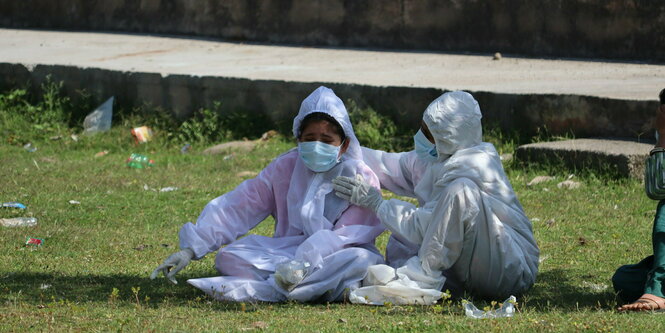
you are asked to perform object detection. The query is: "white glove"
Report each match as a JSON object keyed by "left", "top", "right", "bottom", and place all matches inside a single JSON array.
[
  {"left": 332, "top": 174, "right": 384, "bottom": 212},
  {"left": 150, "top": 248, "right": 195, "bottom": 284}
]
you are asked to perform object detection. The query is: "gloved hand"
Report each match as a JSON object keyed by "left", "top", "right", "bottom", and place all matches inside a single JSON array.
[
  {"left": 332, "top": 174, "right": 384, "bottom": 212},
  {"left": 150, "top": 248, "right": 195, "bottom": 284}
]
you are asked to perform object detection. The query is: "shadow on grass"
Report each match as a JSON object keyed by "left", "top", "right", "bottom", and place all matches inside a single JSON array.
[
  {"left": 0, "top": 271, "right": 252, "bottom": 311},
  {"left": 523, "top": 268, "right": 618, "bottom": 311},
  {"left": 2, "top": 268, "right": 620, "bottom": 312}
]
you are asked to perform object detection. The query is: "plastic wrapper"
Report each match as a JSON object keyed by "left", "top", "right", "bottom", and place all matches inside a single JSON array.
[
  {"left": 273, "top": 260, "right": 311, "bottom": 292},
  {"left": 126, "top": 153, "right": 154, "bottom": 169},
  {"left": 83, "top": 97, "right": 114, "bottom": 134},
  {"left": 131, "top": 126, "right": 153, "bottom": 144},
  {"left": 1, "top": 202, "right": 26, "bottom": 209},
  {"left": 25, "top": 237, "right": 44, "bottom": 246},
  {"left": 464, "top": 296, "right": 517, "bottom": 319},
  {"left": 1, "top": 217, "right": 37, "bottom": 227},
  {"left": 350, "top": 263, "right": 444, "bottom": 305}
]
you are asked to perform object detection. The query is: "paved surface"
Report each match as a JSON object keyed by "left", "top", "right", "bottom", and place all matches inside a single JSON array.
[
  {"left": 1, "top": 29, "right": 664, "bottom": 101},
  {"left": 516, "top": 139, "right": 654, "bottom": 178}
]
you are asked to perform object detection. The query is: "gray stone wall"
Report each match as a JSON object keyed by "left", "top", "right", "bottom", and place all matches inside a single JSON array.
[
  {"left": 0, "top": 63, "right": 657, "bottom": 139},
  {"left": 1, "top": 0, "right": 663, "bottom": 62}
]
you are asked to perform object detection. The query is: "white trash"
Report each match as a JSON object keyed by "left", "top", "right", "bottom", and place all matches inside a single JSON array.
[
  {"left": 464, "top": 296, "right": 517, "bottom": 319},
  {"left": 83, "top": 97, "right": 114, "bottom": 134},
  {"left": 350, "top": 261, "right": 445, "bottom": 306},
  {"left": 273, "top": 260, "right": 310, "bottom": 292}
]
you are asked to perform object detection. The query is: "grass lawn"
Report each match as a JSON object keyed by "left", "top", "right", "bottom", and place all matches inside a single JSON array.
[{"left": 1, "top": 118, "right": 663, "bottom": 331}]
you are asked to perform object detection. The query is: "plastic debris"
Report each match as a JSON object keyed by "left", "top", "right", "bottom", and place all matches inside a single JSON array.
[
  {"left": 493, "top": 52, "right": 502, "bottom": 60},
  {"left": 68, "top": 200, "right": 81, "bottom": 205},
  {"left": 582, "top": 281, "right": 608, "bottom": 292},
  {"left": 25, "top": 237, "right": 44, "bottom": 246},
  {"left": 350, "top": 263, "right": 445, "bottom": 306},
  {"left": 70, "top": 134, "right": 79, "bottom": 142},
  {"left": 40, "top": 284, "right": 51, "bottom": 290},
  {"left": 557, "top": 180, "right": 581, "bottom": 189},
  {"left": 49, "top": 135, "right": 62, "bottom": 141},
  {"left": 131, "top": 126, "right": 153, "bottom": 144},
  {"left": 464, "top": 296, "right": 516, "bottom": 319},
  {"left": 94, "top": 150, "right": 109, "bottom": 157},
  {"left": 2, "top": 202, "right": 26, "bottom": 209},
  {"left": 223, "top": 154, "right": 234, "bottom": 161},
  {"left": 1, "top": 217, "right": 37, "bottom": 227},
  {"left": 274, "top": 260, "right": 311, "bottom": 291},
  {"left": 83, "top": 97, "right": 114, "bottom": 134},
  {"left": 126, "top": 153, "right": 154, "bottom": 169},
  {"left": 159, "top": 187, "right": 178, "bottom": 192},
  {"left": 180, "top": 144, "right": 191, "bottom": 154},
  {"left": 23, "top": 143, "right": 37, "bottom": 152},
  {"left": 527, "top": 176, "right": 554, "bottom": 187}
]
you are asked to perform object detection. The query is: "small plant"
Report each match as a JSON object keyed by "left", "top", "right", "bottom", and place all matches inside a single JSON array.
[
  {"left": 108, "top": 287, "right": 120, "bottom": 304},
  {"left": 347, "top": 99, "right": 401, "bottom": 151},
  {"left": 131, "top": 286, "right": 141, "bottom": 308}
]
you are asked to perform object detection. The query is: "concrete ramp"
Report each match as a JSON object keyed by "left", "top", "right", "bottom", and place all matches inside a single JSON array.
[
  {"left": 515, "top": 139, "right": 654, "bottom": 178},
  {"left": 0, "top": 29, "right": 663, "bottom": 137}
]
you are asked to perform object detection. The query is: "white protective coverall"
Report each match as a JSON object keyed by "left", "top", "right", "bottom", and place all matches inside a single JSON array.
[
  {"left": 362, "top": 91, "right": 539, "bottom": 299},
  {"left": 181, "top": 87, "right": 385, "bottom": 302}
]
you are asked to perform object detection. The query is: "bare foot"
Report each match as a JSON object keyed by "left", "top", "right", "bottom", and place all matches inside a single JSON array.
[{"left": 618, "top": 294, "right": 665, "bottom": 312}]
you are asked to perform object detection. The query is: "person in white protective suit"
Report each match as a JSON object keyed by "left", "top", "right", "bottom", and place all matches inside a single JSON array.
[
  {"left": 333, "top": 91, "right": 539, "bottom": 300},
  {"left": 150, "top": 86, "right": 385, "bottom": 302}
]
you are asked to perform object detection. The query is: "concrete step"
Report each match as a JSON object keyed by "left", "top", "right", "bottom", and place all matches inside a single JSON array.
[
  {"left": 0, "top": 29, "right": 663, "bottom": 137},
  {"left": 515, "top": 138, "right": 654, "bottom": 178}
]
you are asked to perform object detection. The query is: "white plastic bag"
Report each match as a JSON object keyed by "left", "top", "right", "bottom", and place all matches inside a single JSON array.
[
  {"left": 273, "top": 260, "right": 311, "bottom": 292},
  {"left": 464, "top": 296, "right": 517, "bottom": 319},
  {"left": 83, "top": 97, "right": 114, "bottom": 134},
  {"left": 350, "top": 263, "right": 445, "bottom": 305}
]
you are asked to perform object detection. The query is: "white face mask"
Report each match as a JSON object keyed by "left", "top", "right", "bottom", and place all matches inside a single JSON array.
[
  {"left": 298, "top": 141, "right": 342, "bottom": 172},
  {"left": 414, "top": 129, "right": 438, "bottom": 162}
]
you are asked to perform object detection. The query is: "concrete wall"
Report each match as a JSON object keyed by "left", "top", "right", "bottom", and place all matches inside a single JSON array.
[
  {"left": 0, "top": 63, "right": 657, "bottom": 139},
  {"left": 1, "top": 0, "right": 663, "bottom": 62}
]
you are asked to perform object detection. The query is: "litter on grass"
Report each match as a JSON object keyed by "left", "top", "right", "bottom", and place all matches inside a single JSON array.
[
  {"left": 527, "top": 176, "right": 554, "bottom": 187},
  {"left": 160, "top": 187, "right": 179, "bottom": 192},
  {"left": 1, "top": 217, "right": 37, "bottom": 227},
  {"left": 2, "top": 202, "right": 26, "bottom": 209},
  {"left": 464, "top": 296, "right": 517, "bottom": 319},
  {"left": 68, "top": 200, "right": 81, "bottom": 205},
  {"left": 557, "top": 180, "right": 581, "bottom": 189},
  {"left": 181, "top": 144, "right": 191, "bottom": 154},
  {"left": 94, "top": 151, "right": 109, "bottom": 157},
  {"left": 23, "top": 143, "right": 37, "bottom": 152},
  {"left": 25, "top": 237, "right": 44, "bottom": 246},
  {"left": 126, "top": 153, "right": 154, "bottom": 169},
  {"left": 131, "top": 126, "right": 153, "bottom": 144},
  {"left": 83, "top": 97, "right": 114, "bottom": 134}
]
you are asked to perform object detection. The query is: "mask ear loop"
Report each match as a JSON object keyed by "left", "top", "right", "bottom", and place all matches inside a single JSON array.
[{"left": 336, "top": 139, "right": 346, "bottom": 161}]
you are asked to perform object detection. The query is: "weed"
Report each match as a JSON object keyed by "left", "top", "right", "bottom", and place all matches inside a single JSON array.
[{"left": 347, "top": 99, "right": 409, "bottom": 152}]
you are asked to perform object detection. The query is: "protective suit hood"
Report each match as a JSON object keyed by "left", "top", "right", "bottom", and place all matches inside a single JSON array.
[
  {"left": 292, "top": 86, "right": 361, "bottom": 161},
  {"left": 422, "top": 91, "right": 482, "bottom": 160}
]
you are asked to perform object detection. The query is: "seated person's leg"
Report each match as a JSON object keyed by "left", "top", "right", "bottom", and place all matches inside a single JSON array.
[
  {"left": 612, "top": 256, "right": 652, "bottom": 303},
  {"left": 422, "top": 178, "right": 536, "bottom": 299},
  {"left": 618, "top": 201, "right": 665, "bottom": 311},
  {"left": 644, "top": 201, "right": 665, "bottom": 299},
  {"left": 216, "top": 235, "right": 303, "bottom": 280}
]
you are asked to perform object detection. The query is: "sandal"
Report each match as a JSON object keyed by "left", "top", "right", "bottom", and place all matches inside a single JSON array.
[{"left": 619, "top": 294, "right": 665, "bottom": 312}]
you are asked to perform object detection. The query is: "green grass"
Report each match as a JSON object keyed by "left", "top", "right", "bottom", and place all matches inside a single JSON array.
[{"left": 1, "top": 88, "right": 664, "bottom": 331}]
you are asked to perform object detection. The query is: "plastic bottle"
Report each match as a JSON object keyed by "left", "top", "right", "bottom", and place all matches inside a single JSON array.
[
  {"left": 1, "top": 217, "right": 37, "bottom": 227},
  {"left": 126, "top": 153, "right": 154, "bottom": 169},
  {"left": 464, "top": 296, "right": 516, "bottom": 319}
]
